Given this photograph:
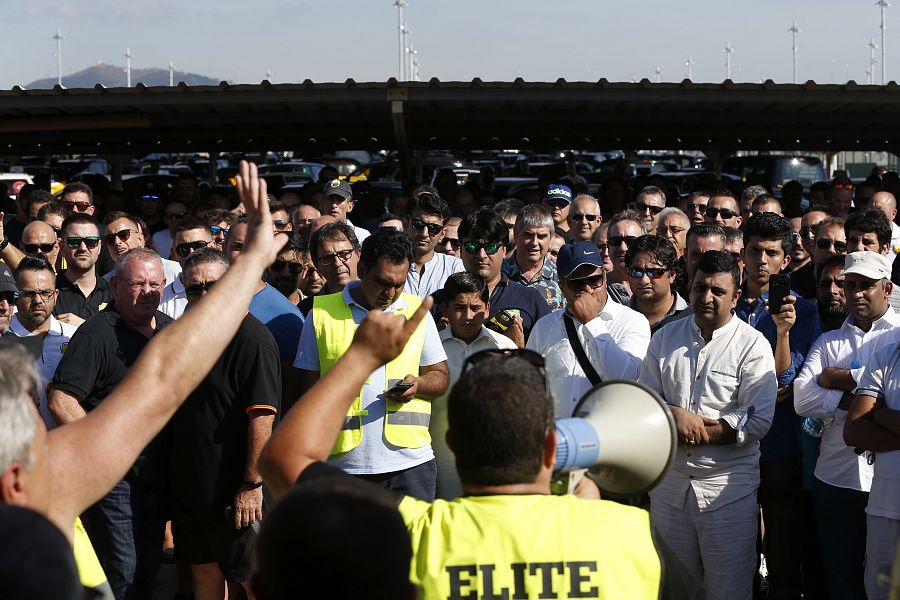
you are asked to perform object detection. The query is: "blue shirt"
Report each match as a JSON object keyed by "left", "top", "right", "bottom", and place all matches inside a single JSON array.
[
  {"left": 735, "top": 284, "right": 820, "bottom": 461},
  {"left": 249, "top": 283, "right": 305, "bottom": 363}
]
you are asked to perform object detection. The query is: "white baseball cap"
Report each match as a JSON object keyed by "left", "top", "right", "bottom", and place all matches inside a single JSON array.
[{"left": 843, "top": 251, "right": 893, "bottom": 280}]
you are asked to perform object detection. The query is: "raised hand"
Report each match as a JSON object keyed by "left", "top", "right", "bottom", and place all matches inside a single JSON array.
[
  {"left": 352, "top": 296, "right": 434, "bottom": 366},
  {"left": 234, "top": 161, "right": 286, "bottom": 265}
]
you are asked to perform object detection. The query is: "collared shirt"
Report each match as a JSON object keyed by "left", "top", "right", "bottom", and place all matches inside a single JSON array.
[
  {"left": 794, "top": 308, "right": 900, "bottom": 492},
  {"left": 432, "top": 327, "right": 517, "bottom": 499},
  {"left": 347, "top": 219, "right": 370, "bottom": 244},
  {"left": 250, "top": 283, "right": 305, "bottom": 363},
  {"left": 857, "top": 342, "right": 900, "bottom": 519},
  {"left": 527, "top": 300, "right": 651, "bottom": 418},
  {"left": 891, "top": 221, "right": 900, "bottom": 255},
  {"left": 53, "top": 270, "right": 111, "bottom": 320},
  {"left": 295, "top": 282, "right": 447, "bottom": 474},
  {"left": 502, "top": 254, "right": 564, "bottom": 311},
  {"left": 735, "top": 284, "right": 820, "bottom": 461},
  {"left": 159, "top": 273, "right": 187, "bottom": 320},
  {"left": 629, "top": 292, "right": 690, "bottom": 335},
  {"left": 404, "top": 252, "right": 465, "bottom": 299},
  {"left": 8, "top": 314, "right": 78, "bottom": 429},
  {"left": 640, "top": 314, "right": 777, "bottom": 512}
]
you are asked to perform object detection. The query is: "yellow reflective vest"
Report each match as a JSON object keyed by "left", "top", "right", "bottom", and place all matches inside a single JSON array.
[
  {"left": 313, "top": 291, "right": 432, "bottom": 455},
  {"left": 399, "top": 494, "right": 662, "bottom": 600}
]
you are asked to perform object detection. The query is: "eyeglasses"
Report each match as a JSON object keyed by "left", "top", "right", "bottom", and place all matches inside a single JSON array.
[
  {"left": 165, "top": 211, "right": 186, "bottom": 220},
  {"left": 62, "top": 201, "right": 92, "bottom": 213},
  {"left": 184, "top": 281, "right": 216, "bottom": 297},
  {"left": 270, "top": 259, "right": 305, "bottom": 274},
  {"left": 705, "top": 206, "right": 739, "bottom": 220},
  {"left": 210, "top": 225, "right": 230, "bottom": 237},
  {"left": 832, "top": 183, "right": 854, "bottom": 190},
  {"left": 439, "top": 237, "right": 461, "bottom": 250},
  {"left": 139, "top": 194, "right": 161, "bottom": 202},
  {"left": 565, "top": 273, "right": 605, "bottom": 289},
  {"left": 687, "top": 203, "right": 707, "bottom": 213},
  {"left": 608, "top": 236, "right": 639, "bottom": 247},
  {"left": 273, "top": 220, "right": 291, "bottom": 231},
  {"left": 570, "top": 214, "right": 598, "bottom": 222},
  {"left": 636, "top": 203, "right": 664, "bottom": 215},
  {"left": 23, "top": 243, "right": 56, "bottom": 254},
  {"left": 816, "top": 238, "right": 848, "bottom": 252},
  {"left": 64, "top": 236, "right": 101, "bottom": 249},
  {"left": 105, "top": 229, "right": 133, "bottom": 245},
  {"left": 627, "top": 267, "right": 670, "bottom": 280},
  {"left": 657, "top": 225, "right": 686, "bottom": 236},
  {"left": 317, "top": 248, "right": 356, "bottom": 266},
  {"left": 175, "top": 240, "right": 211, "bottom": 258},
  {"left": 411, "top": 218, "right": 443, "bottom": 236},
  {"left": 462, "top": 240, "right": 503, "bottom": 255},
  {"left": 19, "top": 289, "right": 55, "bottom": 301}
]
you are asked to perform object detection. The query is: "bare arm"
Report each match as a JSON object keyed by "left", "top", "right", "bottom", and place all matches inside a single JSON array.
[
  {"left": 873, "top": 408, "right": 900, "bottom": 439},
  {"left": 818, "top": 368, "right": 856, "bottom": 392},
  {"left": 233, "top": 411, "right": 275, "bottom": 529},
  {"left": 45, "top": 161, "right": 286, "bottom": 534},
  {"left": 844, "top": 394, "right": 900, "bottom": 452},
  {"left": 48, "top": 387, "right": 87, "bottom": 426},
  {"left": 259, "top": 297, "right": 432, "bottom": 498},
  {"left": 0, "top": 212, "right": 25, "bottom": 270}
]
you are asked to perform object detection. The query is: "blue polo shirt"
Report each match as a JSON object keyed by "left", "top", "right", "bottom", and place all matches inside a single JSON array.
[
  {"left": 735, "top": 284, "right": 820, "bottom": 461},
  {"left": 249, "top": 283, "right": 305, "bottom": 363}
]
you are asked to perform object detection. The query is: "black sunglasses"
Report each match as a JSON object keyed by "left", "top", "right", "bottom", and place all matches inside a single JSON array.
[
  {"left": 687, "top": 203, "right": 707, "bottom": 212},
  {"left": 411, "top": 218, "right": 443, "bottom": 236},
  {"left": 462, "top": 240, "right": 503, "bottom": 255},
  {"left": 175, "top": 240, "right": 211, "bottom": 258},
  {"left": 439, "top": 237, "right": 461, "bottom": 250},
  {"left": 64, "top": 236, "right": 101, "bottom": 249},
  {"left": 165, "top": 211, "right": 186, "bottom": 220},
  {"left": 23, "top": 243, "right": 56, "bottom": 254},
  {"left": 816, "top": 238, "right": 848, "bottom": 252},
  {"left": 184, "top": 281, "right": 216, "bottom": 297},
  {"left": 608, "top": 236, "right": 640, "bottom": 247},
  {"left": 636, "top": 202, "right": 664, "bottom": 215},
  {"left": 570, "top": 214, "right": 598, "bottom": 222},
  {"left": 271, "top": 259, "right": 305, "bottom": 274},
  {"left": 565, "top": 273, "right": 605, "bottom": 289},
  {"left": 705, "top": 206, "right": 738, "bottom": 220},
  {"left": 0, "top": 291, "right": 17, "bottom": 304},
  {"left": 104, "top": 229, "right": 132, "bottom": 245},
  {"left": 627, "top": 267, "right": 670, "bottom": 280}
]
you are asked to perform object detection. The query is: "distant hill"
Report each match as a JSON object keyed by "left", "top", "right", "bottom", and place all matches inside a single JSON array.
[{"left": 25, "top": 62, "right": 222, "bottom": 89}]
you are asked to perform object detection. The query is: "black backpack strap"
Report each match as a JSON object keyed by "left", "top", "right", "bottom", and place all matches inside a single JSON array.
[{"left": 563, "top": 313, "right": 602, "bottom": 386}]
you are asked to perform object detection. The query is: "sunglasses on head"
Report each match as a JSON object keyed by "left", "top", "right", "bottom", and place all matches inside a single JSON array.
[
  {"left": 816, "top": 238, "right": 848, "bottom": 252},
  {"left": 571, "top": 214, "right": 598, "bottom": 222},
  {"left": 105, "top": 229, "right": 132, "bottom": 245},
  {"left": 210, "top": 225, "right": 230, "bottom": 237},
  {"left": 271, "top": 259, "right": 304, "bottom": 274},
  {"left": 462, "top": 240, "right": 503, "bottom": 255},
  {"left": 23, "top": 243, "right": 55, "bottom": 254},
  {"left": 705, "top": 206, "right": 738, "bottom": 219},
  {"left": 64, "top": 236, "right": 101, "bottom": 249},
  {"left": 608, "top": 235, "right": 639, "bottom": 247},
  {"left": 411, "top": 217, "right": 443, "bottom": 236},
  {"left": 184, "top": 281, "right": 216, "bottom": 297},
  {"left": 176, "top": 240, "right": 211, "bottom": 258},
  {"left": 627, "top": 267, "right": 670, "bottom": 280},
  {"left": 439, "top": 237, "right": 461, "bottom": 250},
  {"left": 636, "top": 202, "right": 664, "bottom": 215}
]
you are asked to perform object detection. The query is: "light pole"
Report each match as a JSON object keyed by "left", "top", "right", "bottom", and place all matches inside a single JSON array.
[
  {"left": 788, "top": 21, "right": 800, "bottom": 83},
  {"left": 876, "top": 0, "right": 889, "bottom": 83},
  {"left": 53, "top": 28, "right": 64, "bottom": 86},
  {"left": 394, "top": 0, "right": 406, "bottom": 80},
  {"left": 869, "top": 38, "right": 879, "bottom": 84},
  {"left": 654, "top": 66, "right": 662, "bottom": 83},
  {"left": 125, "top": 48, "right": 132, "bottom": 87},
  {"left": 168, "top": 61, "right": 174, "bottom": 86},
  {"left": 685, "top": 56, "right": 694, "bottom": 80},
  {"left": 724, "top": 43, "right": 733, "bottom": 80}
]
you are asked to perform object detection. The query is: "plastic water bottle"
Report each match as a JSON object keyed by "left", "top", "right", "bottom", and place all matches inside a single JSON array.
[{"left": 802, "top": 417, "right": 825, "bottom": 437}]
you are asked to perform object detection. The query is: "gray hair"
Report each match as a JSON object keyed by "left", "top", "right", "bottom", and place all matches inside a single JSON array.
[
  {"left": 183, "top": 247, "right": 230, "bottom": 276},
  {"left": 571, "top": 194, "right": 601, "bottom": 214},
  {"left": 741, "top": 185, "right": 769, "bottom": 203},
  {"left": 0, "top": 345, "right": 39, "bottom": 472},
  {"left": 113, "top": 247, "right": 164, "bottom": 279},
  {"left": 657, "top": 207, "right": 690, "bottom": 227},
  {"left": 607, "top": 209, "right": 649, "bottom": 234},
  {"left": 637, "top": 185, "right": 666, "bottom": 204},
  {"left": 514, "top": 204, "right": 555, "bottom": 236}
]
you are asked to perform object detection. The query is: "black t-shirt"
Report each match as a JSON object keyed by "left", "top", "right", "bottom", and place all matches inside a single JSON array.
[
  {"left": 51, "top": 303, "right": 174, "bottom": 487},
  {"left": 789, "top": 261, "right": 817, "bottom": 300},
  {"left": 53, "top": 271, "right": 112, "bottom": 320},
  {"left": 169, "top": 314, "right": 281, "bottom": 512}
]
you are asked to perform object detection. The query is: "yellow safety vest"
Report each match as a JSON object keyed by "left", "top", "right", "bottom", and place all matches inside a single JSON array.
[
  {"left": 313, "top": 291, "right": 432, "bottom": 455},
  {"left": 399, "top": 494, "right": 662, "bottom": 600},
  {"left": 73, "top": 517, "right": 112, "bottom": 596}
]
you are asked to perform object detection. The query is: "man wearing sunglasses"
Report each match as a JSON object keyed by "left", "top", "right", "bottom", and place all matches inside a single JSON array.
[
  {"left": 626, "top": 235, "right": 690, "bottom": 335},
  {"left": 265, "top": 233, "right": 308, "bottom": 305},
  {"left": 812, "top": 216, "right": 848, "bottom": 269},
  {"left": 503, "top": 204, "right": 564, "bottom": 311},
  {"left": 101, "top": 212, "right": 183, "bottom": 297},
  {"left": 436, "top": 216, "right": 462, "bottom": 258},
  {"left": 829, "top": 176, "right": 855, "bottom": 219},
  {"left": 403, "top": 190, "right": 464, "bottom": 299},
  {"left": 704, "top": 189, "right": 743, "bottom": 229},
  {"left": 20, "top": 221, "right": 61, "bottom": 271},
  {"left": 150, "top": 200, "right": 188, "bottom": 261},
  {"left": 541, "top": 183, "right": 573, "bottom": 242},
  {"left": 566, "top": 194, "right": 603, "bottom": 243},
  {"left": 53, "top": 213, "right": 110, "bottom": 326},
  {"left": 635, "top": 186, "right": 666, "bottom": 235},
  {"left": 605, "top": 209, "right": 648, "bottom": 303},
  {"left": 294, "top": 229, "right": 448, "bottom": 500},
  {"left": 677, "top": 189, "right": 712, "bottom": 227},
  {"left": 160, "top": 217, "right": 215, "bottom": 319},
  {"left": 527, "top": 241, "right": 650, "bottom": 418},
  {"left": 59, "top": 182, "right": 96, "bottom": 217}
]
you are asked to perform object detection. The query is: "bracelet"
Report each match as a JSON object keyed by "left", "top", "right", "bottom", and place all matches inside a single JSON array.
[
  {"left": 0, "top": 237, "right": 7, "bottom": 251},
  {"left": 242, "top": 480, "right": 264, "bottom": 489}
]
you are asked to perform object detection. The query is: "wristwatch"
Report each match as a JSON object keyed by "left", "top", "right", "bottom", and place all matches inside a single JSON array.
[{"left": 0, "top": 237, "right": 8, "bottom": 251}]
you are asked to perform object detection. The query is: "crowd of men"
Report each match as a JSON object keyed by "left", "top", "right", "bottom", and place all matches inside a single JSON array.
[{"left": 2, "top": 162, "right": 900, "bottom": 600}]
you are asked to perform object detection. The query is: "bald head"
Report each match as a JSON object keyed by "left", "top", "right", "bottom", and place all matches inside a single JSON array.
[
  {"left": 870, "top": 191, "right": 898, "bottom": 222},
  {"left": 309, "top": 215, "right": 339, "bottom": 239},
  {"left": 21, "top": 220, "right": 59, "bottom": 265}
]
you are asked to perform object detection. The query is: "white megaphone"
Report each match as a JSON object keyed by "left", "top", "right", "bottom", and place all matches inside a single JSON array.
[{"left": 553, "top": 380, "right": 677, "bottom": 496}]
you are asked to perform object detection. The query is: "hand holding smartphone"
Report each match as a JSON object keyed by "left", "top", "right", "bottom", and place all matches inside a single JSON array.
[{"left": 767, "top": 273, "right": 791, "bottom": 315}]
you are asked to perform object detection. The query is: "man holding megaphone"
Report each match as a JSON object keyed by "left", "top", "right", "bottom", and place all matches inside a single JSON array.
[
  {"left": 640, "top": 250, "right": 778, "bottom": 600},
  {"left": 259, "top": 296, "right": 701, "bottom": 599}
]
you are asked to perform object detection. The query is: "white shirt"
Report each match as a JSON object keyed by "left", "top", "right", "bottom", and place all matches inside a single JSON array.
[
  {"left": 151, "top": 229, "right": 174, "bottom": 261},
  {"left": 431, "top": 327, "right": 517, "bottom": 500},
  {"left": 348, "top": 220, "right": 370, "bottom": 244},
  {"left": 527, "top": 299, "right": 650, "bottom": 418},
  {"left": 159, "top": 273, "right": 187, "bottom": 320},
  {"left": 294, "top": 283, "right": 447, "bottom": 474},
  {"left": 794, "top": 309, "right": 900, "bottom": 492},
  {"left": 640, "top": 314, "right": 777, "bottom": 512},
  {"left": 9, "top": 314, "right": 78, "bottom": 429},
  {"left": 404, "top": 252, "right": 466, "bottom": 299},
  {"left": 891, "top": 221, "right": 900, "bottom": 255},
  {"left": 856, "top": 342, "right": 900, "bottom": 519}
]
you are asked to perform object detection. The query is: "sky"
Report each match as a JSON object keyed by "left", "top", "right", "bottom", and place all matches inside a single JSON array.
[{"left": 0, "top": 0, "right": 893, "bottom": 88}]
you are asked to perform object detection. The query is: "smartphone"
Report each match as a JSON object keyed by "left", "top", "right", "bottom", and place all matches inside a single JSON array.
[
  {"left": 485, "top": 309, "right": 516, "bottom": 334},
  {"left": 768, "top": 273, "right": 791, "bottom": 315},
  {"left": 387, "top": 379, "right": 414, "bottom": 394}
]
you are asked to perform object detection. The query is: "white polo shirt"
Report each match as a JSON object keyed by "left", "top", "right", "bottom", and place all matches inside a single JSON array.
[
  {"left": 159, "top": 273, "right": 187, "bottom": 320},
  {"left": 404, "top": 252, "right": 466, "bottom": 299}
]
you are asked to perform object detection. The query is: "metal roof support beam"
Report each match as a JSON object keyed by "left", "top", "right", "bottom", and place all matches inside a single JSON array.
[
  {"left": 208, "top": 150, "right": 219, "bottom": 185},
  {"left": 388, "top": 87, "right": 410, "bottom": 183}
]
